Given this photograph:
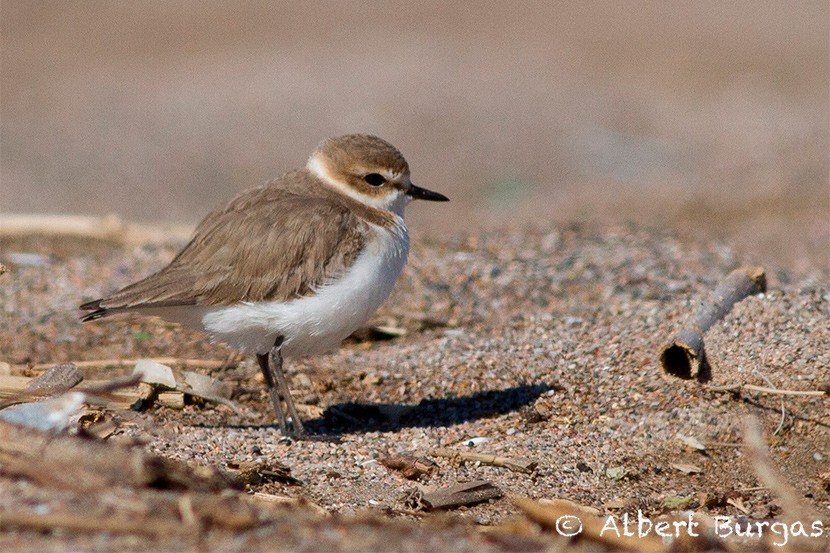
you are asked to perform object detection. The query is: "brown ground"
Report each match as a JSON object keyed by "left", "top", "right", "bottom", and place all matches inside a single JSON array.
[
  {"left": 1, "top": 1, "right": 828, "bottom": 551},
  {"left": 0, "top": 225, "right": 827, "bottom": 551}
]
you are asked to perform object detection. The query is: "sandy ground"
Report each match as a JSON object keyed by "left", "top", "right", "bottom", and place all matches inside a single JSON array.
[
  {"left": 1, "top": 2, "right": 828, "bottom": 550},
  {"left": 0, "top": 224, "right": 827, "bottom": 551}
]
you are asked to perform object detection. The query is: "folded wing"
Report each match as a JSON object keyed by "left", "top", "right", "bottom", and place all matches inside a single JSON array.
[{"left": 81, "top": 186, "right": 367, "bottom": 320}]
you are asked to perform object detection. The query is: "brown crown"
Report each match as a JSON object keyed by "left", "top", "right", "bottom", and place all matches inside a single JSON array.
[{"left": 312, "top": 134, "right": 410, "bottom": 177}]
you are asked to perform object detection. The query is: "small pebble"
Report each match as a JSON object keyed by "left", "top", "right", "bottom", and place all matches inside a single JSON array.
[{"left": 32, "top": 504, "right": 51, "bottom": 515}]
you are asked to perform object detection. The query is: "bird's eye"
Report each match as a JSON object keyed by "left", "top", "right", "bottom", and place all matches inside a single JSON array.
[{"left": 363, "top": 173, "right": 386, "bottom": 187}]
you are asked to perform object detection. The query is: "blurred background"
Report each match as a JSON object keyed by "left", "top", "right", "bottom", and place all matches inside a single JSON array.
[{"left": 2, "top": 1, "right": 827, "bottom": 271}]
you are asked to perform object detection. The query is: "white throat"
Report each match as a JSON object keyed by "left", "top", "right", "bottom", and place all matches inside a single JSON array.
[{"left": 307, "top": 154, "right": 410, "bottom": 217}]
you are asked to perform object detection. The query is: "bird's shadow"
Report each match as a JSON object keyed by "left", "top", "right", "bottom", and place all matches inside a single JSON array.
[
  {"left": 303, "top": 382, "right": 557, "bottom": 436},
  {"left": 195, "top": 383, "right": 557, "bottom": 439}
]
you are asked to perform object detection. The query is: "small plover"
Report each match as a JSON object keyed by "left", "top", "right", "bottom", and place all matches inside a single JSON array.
[{"left": 81, "top": 134, "right": 448, "bottom": 437}]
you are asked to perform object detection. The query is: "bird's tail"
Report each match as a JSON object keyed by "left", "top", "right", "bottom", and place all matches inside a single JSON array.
[{"left": 79, "top": 299, "right": 109, "bottom": 322}]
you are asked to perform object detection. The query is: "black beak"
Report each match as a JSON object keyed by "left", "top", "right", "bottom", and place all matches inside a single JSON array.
[{"left": 407, "top": 183, "right": 449, "bottom": 202}]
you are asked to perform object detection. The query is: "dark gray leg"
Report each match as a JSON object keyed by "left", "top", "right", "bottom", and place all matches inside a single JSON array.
[
  {"left": 257, "top": 336, "right": 307, "bottom": 438},
  {"left": 256, "top": 351, "right": 289, "bottom": 436},
  {"left": 269, "top": 337, "right": 306, "bottom": 437}
]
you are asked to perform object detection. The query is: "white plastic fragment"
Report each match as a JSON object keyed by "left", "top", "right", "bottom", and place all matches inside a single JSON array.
[
  {"left": 0, "top": 392, "right": 86, "bottom": 431},
  {"left": 133, "top": 359, "right": 176, "bottom": 388},
  {"left": 675, "top": 433, "right": 707, "bottom": 451},
  {"left": 182, "top": 370, "right": 227, "bottom": 398}
]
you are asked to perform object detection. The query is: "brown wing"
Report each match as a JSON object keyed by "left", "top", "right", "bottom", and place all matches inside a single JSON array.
[{"left": 82, "top": 184, "right": 368, "bottom": 315}]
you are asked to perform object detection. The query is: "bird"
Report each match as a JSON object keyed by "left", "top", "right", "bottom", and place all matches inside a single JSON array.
[{"left": 80, "top": 134, "right": 448, "bottom": 437}]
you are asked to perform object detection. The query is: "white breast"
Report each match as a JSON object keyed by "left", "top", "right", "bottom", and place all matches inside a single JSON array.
[{"left": 197, "top": 220, "right": 410, "bottom": 356}]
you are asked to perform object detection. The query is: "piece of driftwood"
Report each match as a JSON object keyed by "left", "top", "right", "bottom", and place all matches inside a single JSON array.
[
  {"left": 0, "top": 510, "right": 194, "bottom": 538},
  {"left": 83, "top": 415, "right": 120, "bottom": 439},
  {"left": 0, "top": 421, "right": 340, "bottom": 540},
  {"left": 30, "top": 357, "right": 230, "bottom": 372},
  {"left": 247, "top": 493, "right": 329, "bottom": 517},
  {"left": 407, "top": 480, "right": 502, "bottom": 511},
  {"left": 24, "top": 363, "right": 83, "bottom": 394},
  {"left": 225, "top": 460, "right": 302, "bottom": 486},
  {"left": 512, "top": 496, "right": 667, "bottom": 553},
  {"left": 132, "top": 361, "right": 241, "bottom": 415},
  {"left": 0, "top": 489, "right": 271, "bottom": 538},
  {"left": 0, "top": 363, "right": 241, "bottom": 414},
  {"left": 430, "top": 447, "right": 538, "bottom": 474},
  {"left": 0, "top": 364, "right": 85, "bottom": 411},
  {"left": 0, "top": 213, "right": 193, "bottom": 245},
  {"left": 156, "top": 390, "right": 186, "bottom": 409},
  {"left": 378, "top": 454, "right": 438, "bottom": 480},
  {"left": 0, "top": 374, "right": 139, "bottom": 410},
  {"left": 661, "top": 266, "right": 766, "bottom": 381},
  {"left": 177, "top": 370, "right": 241, "bottom": 415},
  {"left": 0, "top": 419, "right": 239, "bottom": 492},
  {"left": 0, "top": 376, "right": 137, "bottom": 411}
]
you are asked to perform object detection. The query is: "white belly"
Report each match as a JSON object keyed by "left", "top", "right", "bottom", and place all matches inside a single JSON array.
[{"left": 194, "top": 222, "right": 409, "bottom": 356}]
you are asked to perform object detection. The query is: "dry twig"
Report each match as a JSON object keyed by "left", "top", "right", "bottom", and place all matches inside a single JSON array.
[
  {"left": 752, "top": 368, "right": 787, "bottom": 435},
  {"left": 0, "top": 374, "right": 142, "bottom": 410},
  {"left": 707, "top": 383, "right": 826, "bottom": 397},
  {"left": 742, "top": 417, "right": 815, "bottom": 522},
  {"left": 0, "top": 510, "right": 195, "bottom": 538},
  {"left": 407, "top": 481, "right": 502, "bottom": 511},
  {"left": 30, "top": 357, "right": 230, "bottom": 372},
  {"left": 430, "top": 447, "right": 538, "bottom": 474},
  {"left": 0, "top": 213, "right": 192, "bottom": 245},
  {"left": 661, "top": 266, "right": 766, "bottom": 381},
  {"left": 247, "top": 493, "right": 329, "bottom": 517},
  {"left": 0, "top": 419, "right": 238, "bottom": 492}
]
